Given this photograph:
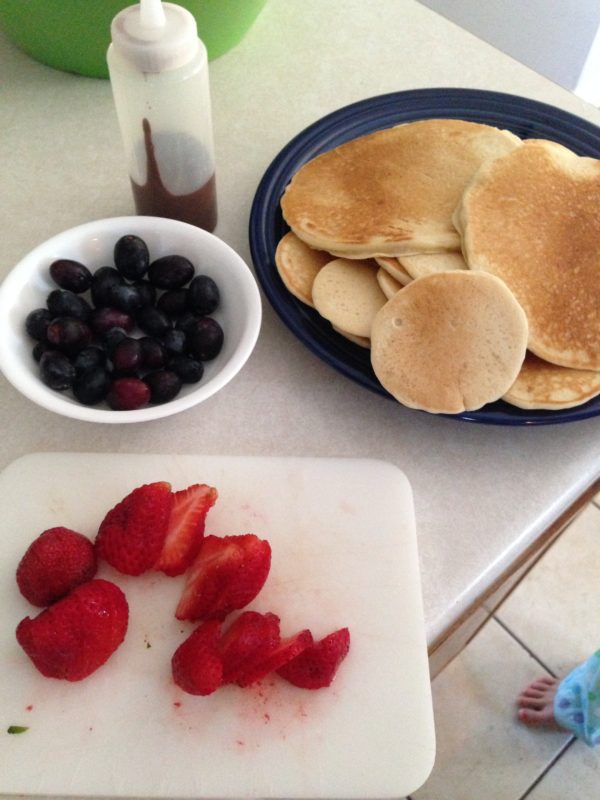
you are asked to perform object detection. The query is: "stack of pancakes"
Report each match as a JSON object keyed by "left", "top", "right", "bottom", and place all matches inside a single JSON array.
[{"left": 275, "top": 119, "right": 600, "bottom": 415}]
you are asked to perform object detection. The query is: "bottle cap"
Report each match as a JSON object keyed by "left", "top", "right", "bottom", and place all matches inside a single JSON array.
[{"left": 111, "top": 0, "right": 201, "bottom": 72}]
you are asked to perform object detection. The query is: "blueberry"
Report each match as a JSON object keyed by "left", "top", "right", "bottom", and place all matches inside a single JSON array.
[
  {"left": 136, "top": 306, "right": 171, "bottom": 337},
  {"left": 114, "top": 235, "right": 150, "bottom": 280},
  {"left": 145, "top": 370, "right": 182, "bottom": 404},
  {"left": 73, "top": 346, "right": 107, "bottom": 376},
  {"left": 168, "top": 355, "right": 204, "bottom": 384},
  {"left": 148, "top": 255, "right": 194, "bottom": 289},
  {"left": 162, "top": 328, "right": 187, "bottom": 356},
  {"left": 157, "top": 288, "right": 188, "bottom": 317},
  {"left": 187, "top": 275, "right": 220, "bottom": 316},
  {"left": 49, "top": 259, "right": 92, "bottom": 293},
  {"left": 186, "top": 317, "right": 224, "bottom": 361},
  {"left": 175, "top": 311, "right": 201, "bottom": 334},
  {"left": 39, "top": 351, "right": 76, "bottom": 390},
  {"left": 73, "top": 367, "right": 111, "bottom": 405},
  {"left": 106, "top": 282, "right": 143, "bottom": 313},
  {"left": 46, "top": 289, "right": 92, "bottom": 322},
  {"left": 91, "top": 267, "right": 124, "bottom": 307},
  {"left": 46, "top": 317, "right": 92, "bottom": 356},
  {"left": 25, "top": 308, "right": 52, "bottom": 340}
]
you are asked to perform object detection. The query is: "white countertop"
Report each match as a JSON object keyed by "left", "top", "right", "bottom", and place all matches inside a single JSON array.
[{"left": 1, "top": 0, "right": 600, "bottom": 649}]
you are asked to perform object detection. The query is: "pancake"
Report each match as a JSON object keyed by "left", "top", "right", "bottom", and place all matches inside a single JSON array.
[
  {"left": 332, "top": 325, "right": 371, "bottom": 349},
  {"left": 376, "top": 268, "right": 403, "bottom": 299},
  {"left": 398, "top": 251, "right": 467, "bottom": 280},
  {"left": 370, "top": 271, "right": 528, "bottom": 414},
  {"left": 374, "top": 256, "right": 413, "bottom": 286},
  {"left": 281, "top": 118, "right": 520, "bottom": 258},
  {"left": 503, "top": 351, "right": 600, "bottom": 410},
  {"left": 311, "top": 258, "right": 387, "bottom": 338},
  {"left": 274, "top": 231, "right": 332, "bottom": 307},
  {"left": 456, "top": 139, "right": 600, "bottom": 371}
]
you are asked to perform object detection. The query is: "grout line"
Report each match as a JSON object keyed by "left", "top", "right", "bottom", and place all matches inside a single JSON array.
[
  {"left": 516, "top": 736, "right": 577, "bottom": 800},
  {"left": 492, "top": 615, "right": 557, "bottom": 677}
]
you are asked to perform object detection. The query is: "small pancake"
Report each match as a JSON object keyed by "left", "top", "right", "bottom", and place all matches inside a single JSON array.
[
  {"left": 376, "top": 268, "right": 403, "bottom": 299},
  {"left": 374, "top": 256, "right": 413, "bottom": 286},
  {"left": 311, "top": 258, "right": 387, "bottom": 338},
  {"left": 332, "top": 325, "right": 371, "bottom": 349},
  {"left": 274, "top": 231, "right": 333, "bottom": 306},
  {"left": 398, "top": 251, "right": 467, "bottom": 279},
  {"left": 281, "top": 118, "right": 520, "bottom": 258},
  {"left": 371, "top": 271, "right": 528, "bottom": 414},
  {"left": 456, "top": 139, "right": 600, "bottom": 370},
  {"left": 503, "top": 352, "right": 600, "bottom": 410}
]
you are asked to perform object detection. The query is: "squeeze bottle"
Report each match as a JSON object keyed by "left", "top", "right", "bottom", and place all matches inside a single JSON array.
[{"left": 107, "top": 0, "right": 217, "bottom": 231}]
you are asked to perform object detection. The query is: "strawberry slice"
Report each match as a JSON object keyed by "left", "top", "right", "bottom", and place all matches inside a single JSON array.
[
  {"left": 171, "top": 619, "right": 223, "bottom": 696},
  {"left": 218, "top": 611, "right": 281, "bottom": 684},
  {"left": 155, "top": 484, "right": 218, "bottom": 576},
  {"left": 175, "top": 534, "right": 271, "bottom": 622},
  {"left": 236, "top": 628, "right": 313, "bottom": 688},
  {"left": 95, "top": 482, "right": 173, "bottom": 576},
  {"left": 277, "top": 628, "right": 350, "bottom": 689}
]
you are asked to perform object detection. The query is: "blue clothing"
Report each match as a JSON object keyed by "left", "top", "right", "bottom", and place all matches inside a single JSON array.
[{"left": 554, "top": 649, "right": 600, "bottom": 747}]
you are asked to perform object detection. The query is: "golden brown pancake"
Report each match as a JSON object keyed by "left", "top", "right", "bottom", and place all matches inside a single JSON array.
[
  {"left": 456, "top": 139, "right": 600, "bottom": 371},
  {"left": 503, "top": 352, "right": 600, "bottom": 409},
  {"left": 281, "top": 118, "right": 520, "bottom": 258},
  {"left": 370, "top": 271, "right": 528, "bottom": 414},
  {"left": 311, "top": 258, "right": 386, "bottom": 338},
  {"left": 398, "top": 251, "right": 467, "bottom": 279},
  {"left": 274, "top": 231, "right": 333, "bottom": 307},
  {"left": 374, "top": 256, "right": 413, "bottom": 286}
]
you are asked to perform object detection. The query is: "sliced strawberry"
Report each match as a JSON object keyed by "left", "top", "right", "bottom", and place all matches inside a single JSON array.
[
  {"left": 277, "top": 628, "right": 350, "bottom": 689},
  {"left": 155, "top": 484, "right": 218, "bottom": 576},
  {"left": 175, "top": 534, "right": 272, "bottom": 622},
  {"left": 236, "top": 628, "right": 313, "bottom": 688},
  {"left": 218, "top": 611, "right": 281, "bottom": 684},
  {"left": 95, "top": 482, "right": 173, "bottom": 576},
  {"left": 171, "top": 619, "right": 223, "bottom": 696}
]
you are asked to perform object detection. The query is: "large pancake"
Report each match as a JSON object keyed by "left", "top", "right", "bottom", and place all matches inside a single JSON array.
[
  {"left": 281, "top": 119, "right": 520, "bottom": 258},
  {"left": 503, "top": 352, "right": 600, "bottom": 410},
  {"left": 370, "top": 271, "right": 528, "bottom": 414},
  {"left": 456, "top": 139, "right": 600, "bottom": 371}
]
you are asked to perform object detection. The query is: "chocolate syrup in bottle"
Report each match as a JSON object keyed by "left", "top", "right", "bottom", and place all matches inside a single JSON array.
[{"left": 131, "top": 119, "right": 217, "bottom": 232}]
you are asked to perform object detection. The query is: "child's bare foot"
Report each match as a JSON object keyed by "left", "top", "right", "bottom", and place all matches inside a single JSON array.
[{"left": 517, "top": 675, "right": 564, "bottom": 730}]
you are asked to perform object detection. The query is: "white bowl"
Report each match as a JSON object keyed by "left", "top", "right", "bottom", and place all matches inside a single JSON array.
[{"left": 0, "top": 216, "right": 262, "bottom": 423}]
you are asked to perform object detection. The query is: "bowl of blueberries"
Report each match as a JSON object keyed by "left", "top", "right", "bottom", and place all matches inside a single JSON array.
[{"left": 0, "top": 216, "right": 262, "bottom": 422}]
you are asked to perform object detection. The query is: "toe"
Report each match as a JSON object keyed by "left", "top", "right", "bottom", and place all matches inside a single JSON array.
[{"left": 518, "top": 694, "right": 545, "bottom": 709}]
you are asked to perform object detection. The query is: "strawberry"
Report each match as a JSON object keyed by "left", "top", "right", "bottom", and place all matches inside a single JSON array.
[
  {"left": 95, "top": 482, "right": 173, "bottom": 575},
  {"left": 171, "top": 619, "right": 223, "bottom": 696},
  {"left": 16, "top": 579, "right": 128, "bottom": 681},
  {"left": 277, "top": 627, "right": 350, "bottom": 689},
  {"left": 218, "top": 611, "right": 281, "bottom": 684},
  {"left": 175, "top": 534, "right": 272, "bottom": 622},
  {"left": 236, "top": 628, "right": 313, "bottom": 687},
  {"left": 154, "top": 484, "right": 218, "bottom": 577},
  {"left": 16, "top": 526, "right": 97, "bottom": 607}
]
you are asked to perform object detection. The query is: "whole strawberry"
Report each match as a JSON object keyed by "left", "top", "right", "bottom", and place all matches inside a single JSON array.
[
  {"left": 16, "top": 579, "right": 129, "bottom": 681},
  {"left": 171, "top": 619, "right": 223, "bottom": 696},
  {"left": 95, "top": 482, "right": 173, "bottom": 575},
  {"left": 16, "top": 526, "right": 97, "bottom": 606},
  {"left": 175, "top": 533, "right": 272, "bottom": 621}
]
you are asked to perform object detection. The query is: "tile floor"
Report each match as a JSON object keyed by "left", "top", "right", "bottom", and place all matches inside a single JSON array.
[{"left": 410, "top": 490, "right": 600, "bottom": 800}]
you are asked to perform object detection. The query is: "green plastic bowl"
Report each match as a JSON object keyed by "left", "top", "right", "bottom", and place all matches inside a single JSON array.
[{"left": 0, "top": 0, "right": 268, "bottom": 78}]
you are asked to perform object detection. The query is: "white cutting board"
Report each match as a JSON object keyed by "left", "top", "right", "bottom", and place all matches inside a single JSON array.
[{"left": 0, "top": 453, "right": 435, "bottom": 799}]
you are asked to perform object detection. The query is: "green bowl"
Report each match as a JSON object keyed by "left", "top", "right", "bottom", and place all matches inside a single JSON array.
[{"left": 0, "top": 0, "right": 268, "bottom": 78}]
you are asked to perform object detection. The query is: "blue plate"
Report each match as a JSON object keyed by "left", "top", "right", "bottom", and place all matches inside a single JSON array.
[{"left": 249, "top": 88, "right": 600, "bottom": 425}]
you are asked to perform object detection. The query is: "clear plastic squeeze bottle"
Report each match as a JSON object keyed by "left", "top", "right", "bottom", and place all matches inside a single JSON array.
[{"left": 107, "top": 0, "right": 217, "bottom": 231}]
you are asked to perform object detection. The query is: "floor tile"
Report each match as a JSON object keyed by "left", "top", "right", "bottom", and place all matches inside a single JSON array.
[
  {"left": 525, "top": 739, "right": 600, "bottom": 799},
  {"left": 496, "top": 503, "right": 600, "bottom": 676},
  {"left": 412, "top": 619, "right": 570, "bottom": 800}
]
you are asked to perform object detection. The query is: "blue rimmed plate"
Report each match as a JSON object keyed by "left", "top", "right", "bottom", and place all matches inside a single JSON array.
[{"left": 249, "top": 88, "right": 600, "bottom": 425}]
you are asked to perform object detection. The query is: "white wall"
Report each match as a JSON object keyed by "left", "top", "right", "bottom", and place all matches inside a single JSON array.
[{"left": 419, "top": 0, "right": 600, "bottom": 104}]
